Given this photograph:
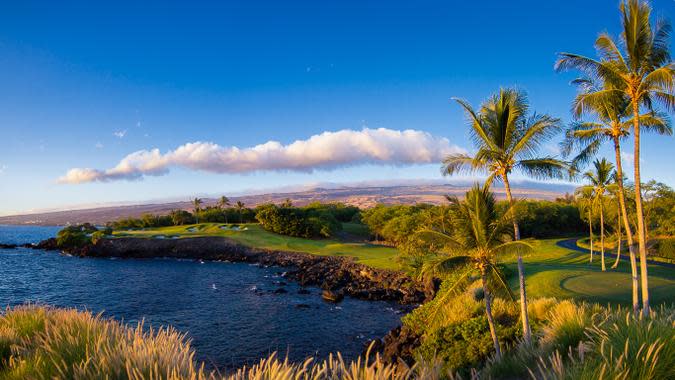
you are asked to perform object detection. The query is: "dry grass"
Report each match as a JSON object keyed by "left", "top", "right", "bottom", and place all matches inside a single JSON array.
[{"left": 0, "top": 305, "right": 446, "bottom": 380}]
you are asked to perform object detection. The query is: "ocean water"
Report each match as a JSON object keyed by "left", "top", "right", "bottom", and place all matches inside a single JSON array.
[{"left": 0, "top": 225, "right": 403, "bottom": 369}]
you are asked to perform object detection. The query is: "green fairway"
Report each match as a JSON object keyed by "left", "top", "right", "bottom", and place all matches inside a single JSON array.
[
  {"left": 113, "top": 223, "right": 400, "bottom": 270},
  {"left": 501, "top": 239, "right": 675, "bottom": 305}
]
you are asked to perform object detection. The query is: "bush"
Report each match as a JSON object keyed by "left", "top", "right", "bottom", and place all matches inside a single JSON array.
[
  {"left": 417, "top": 315, "right": 520, "bottom": 372},
  {"left": 531, "top": 306, "right": 675, "bottom": 380},
  {"left": 56, "top": 225, "right": 95, "bottom": 249},
  {"left": 90, "top": 231, "right": 106, "bottom": 244},
  {"left": 255, "top": 204, "right": 342, "bottom": 238},
  {"left": 656, "top": 238, "right": 675, "bottom": 261}
]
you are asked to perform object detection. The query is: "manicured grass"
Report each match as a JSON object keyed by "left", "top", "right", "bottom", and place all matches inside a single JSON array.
[
  {"left": 113, "top": 223, "right": 400, "bottom": 270},
  {"left": 501, "top": 238, "right": 675, "bottom": 305}
]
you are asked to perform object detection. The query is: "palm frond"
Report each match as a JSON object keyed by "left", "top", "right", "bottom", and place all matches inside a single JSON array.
[
  {"left": 516, "top": 158, "right": 569, "bottom": 180},
  {"left": 441, "top": 153, "right": 485, "bottom": 176},
  {"left": 487, "top": 264, "right": 515, "bottom": 301}
]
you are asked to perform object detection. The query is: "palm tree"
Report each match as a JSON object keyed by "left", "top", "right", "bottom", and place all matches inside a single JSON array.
[
  {"left": 192, "top": 198, "right": 203, "bottom": 223},
  {"left": 416, "top": 185, "right": 530, "bottom": 359},
  {"left": 575, "top": 186, "right": 596, "bottom": 263},
  {"left": 559, "top": 78, "right": 669, "bottom": 312},
  {"left": 611, "top": 185, "right": 623, "bottom": 269},
  {"left": 219, "top": 196, "right": 231, "bottom": 223},
  {"left": 555, "top": 0, "right": 674, "bottom": 315},
  {"left": 580, "top": 159, "right": 617, "bottom": 271},
  {"left": 235, "top": 201, "right": 245, "bottom": 224},
  {"left": 218, "top": 196, "right": 230, "bottom": 209},
  {"left": 444, "top": 88, "right": 566, "bottom": 343}
]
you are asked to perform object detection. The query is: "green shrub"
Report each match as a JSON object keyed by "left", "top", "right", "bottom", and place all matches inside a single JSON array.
[
  {"left": 56, "top": 226, "right": 93, "bottom": 249},
  {"left": 416, "top": 315, "right": 520, "bottom": 372},
  {"left": 90, "top": 231, "right": 105, "bottom": 244},
  {"left": 656, "top": 238, "right": 675, "bottom": 261},
  {"left": 255, "top": 204, "right": 341, "bottom": 238}
]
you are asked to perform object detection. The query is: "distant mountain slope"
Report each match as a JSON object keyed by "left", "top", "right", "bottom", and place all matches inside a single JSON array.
[{"left": 0, "top": 182, "right": 574, "bottom": 226}]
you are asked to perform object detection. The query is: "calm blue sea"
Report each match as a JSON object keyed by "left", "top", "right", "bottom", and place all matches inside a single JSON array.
[{"left": 0, "top": 225, "right": 402, "bottom": 369}]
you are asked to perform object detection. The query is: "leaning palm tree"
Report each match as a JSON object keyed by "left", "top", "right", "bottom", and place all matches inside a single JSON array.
[
  {"left": 580, "top": 159, "right": 617, "bottom": 271},
  {"left": 235, "top": 201, "right": 245, "bottom": 224},
  {"left": 575, "top": 186, "right": 596, "bottom": 263},
  {"left": 556, "top": 0, "right": 674, "bottom": 315},
  {"left": 415, "top": 185, "right": 530, "bottom": 359},
  {"left": 444, "top": 88, "right": 566, "bottom": 343}
]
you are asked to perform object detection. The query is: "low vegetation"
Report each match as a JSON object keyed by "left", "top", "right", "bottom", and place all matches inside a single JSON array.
[{"left": 2, "top": 302, "right": 672, "bottom": 379}]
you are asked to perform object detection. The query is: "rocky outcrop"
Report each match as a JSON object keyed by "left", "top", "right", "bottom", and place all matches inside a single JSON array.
[
  {"left": 365, "top": 326, "right": 421, "bottom": 366},
  {"left": 38, "top": 236, "right": 430, "bottom": 305}
]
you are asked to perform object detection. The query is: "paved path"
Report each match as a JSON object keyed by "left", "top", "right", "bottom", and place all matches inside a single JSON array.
[{"left": 556, "top": 238, "right": 675, "bottom": 269}]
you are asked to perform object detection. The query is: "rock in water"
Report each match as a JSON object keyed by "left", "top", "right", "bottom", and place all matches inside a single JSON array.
[{"left": 322, "top": 289, "right": 344, "bottom": 303}]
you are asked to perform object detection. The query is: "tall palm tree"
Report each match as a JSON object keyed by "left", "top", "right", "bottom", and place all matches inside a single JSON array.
[
  {"left": 556, "top": 0, "right": 674, "bottom": 315},
  {"left": 611, "top": 185, "right": 623, "bottom": 269},
  {"left": 575, "top": 186, "right": 596, "bottom": 263},
  {"left": 559, "top": 78, "right": 669, "bottom": 312},
  {"left": 444, "top": 88, "right": 566, "bottom": 343},
  {"left": 235, "top": 201, "right": 245, "bottom": 224},
  {"left": 581, "top": 159, "right": 617, "bottom": 271},
  {"left": 192, "top": 198, "right": 203, "bottom": 224},
  {"left": 416, "top": 185, "right": 530, "bottom": 359},
  {"left": 219, "top": 196, "right": 231, "bottom": 223}
]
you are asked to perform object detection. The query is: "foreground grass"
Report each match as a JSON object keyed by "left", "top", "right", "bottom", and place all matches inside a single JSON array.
[
  {"left": 0, "top": 306, "right": 436, "bottom": 380},
  {"left": 2, "top": 304, "right": 673, "bottom": 379},
  {"left": 113, "top": 223, "right": 400, "bottom": 270}
]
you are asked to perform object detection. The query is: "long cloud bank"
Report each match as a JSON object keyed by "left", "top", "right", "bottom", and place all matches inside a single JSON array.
[{"left": 58, "top": 128, "right": 464, "bottom": 184}]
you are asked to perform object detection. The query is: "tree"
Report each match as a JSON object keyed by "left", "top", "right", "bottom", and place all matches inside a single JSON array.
[
  {"left": 192, "top": 198, "right": 203, "bottom": 223},
  {"left": 580, "top": 159, "right": 617, "bottom": 271},
  {"left": 444, "top": 88, "right": 566, "bottom": 343},
  {"left": 218, "top": 196, "right": 231, "bottom": 223},
  {"left": 559, "top": 77, "right": 669, "bottom": 311},
  {"left": 415, "top": 185, "right": 530, "bottom": 359},
  {"left": 576, "top": 186, "right": 596, "bottom": 263},
  {"left": 556, "top": 0, "right": 674, "bottom": 315},
  {"left": 235, "top": 201, "right": 245, "bottom": 224}
]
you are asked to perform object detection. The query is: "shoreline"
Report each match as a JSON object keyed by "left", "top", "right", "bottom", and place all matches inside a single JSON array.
[
  {"left": 36, "top": 235, "right": 430, "bottom": 363},
  {"left": 4, "top": 234, "right": 433, "bottom": 364},
  {"left": 32, "top": 235, "right": 433, "bottom": 305}
]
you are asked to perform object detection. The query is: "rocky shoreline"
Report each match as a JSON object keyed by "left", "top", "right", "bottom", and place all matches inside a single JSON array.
[{"left": 18, "top": 236, "right": 432, "bottom": 363}]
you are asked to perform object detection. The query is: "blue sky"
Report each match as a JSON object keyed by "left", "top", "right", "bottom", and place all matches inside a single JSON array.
[{"left": 0, "top": 0, "right": 673, "bottom": 215}]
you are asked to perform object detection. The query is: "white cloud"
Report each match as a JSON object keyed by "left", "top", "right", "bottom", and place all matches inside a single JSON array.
[
  {"left": 113, "top": 130, "right": 127, "bottom": 138},
  {"left": 0, "top": 164, "right": 6, "bottom": 174},
  {"left": 95, "top": 142, "right": 104, "bottom": 149},
  {"left": 58, "top": 128, "right": 465, "bottom": 184}
]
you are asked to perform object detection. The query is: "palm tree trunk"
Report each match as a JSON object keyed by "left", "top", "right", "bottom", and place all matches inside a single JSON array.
[
  {"left": 612, "top": 200, "right": 622, "bottom": 269},
  {"left": 612, "top": 136, "right": 639, "bottom": 313},
  {"left": 632, "top": 100, "right": 650, "bottom": 316},
  {"left": 600, "top": 202, "right": 605, "bottom": 271},
  {"left": 589, "top": 208, "right": 593, "bottom": 263},
  {"left": 481, "top": 268, "right": 501, "bottom": 359},
  {"left": 502, "top": 175, "right": 531, "bottom": 343}
]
